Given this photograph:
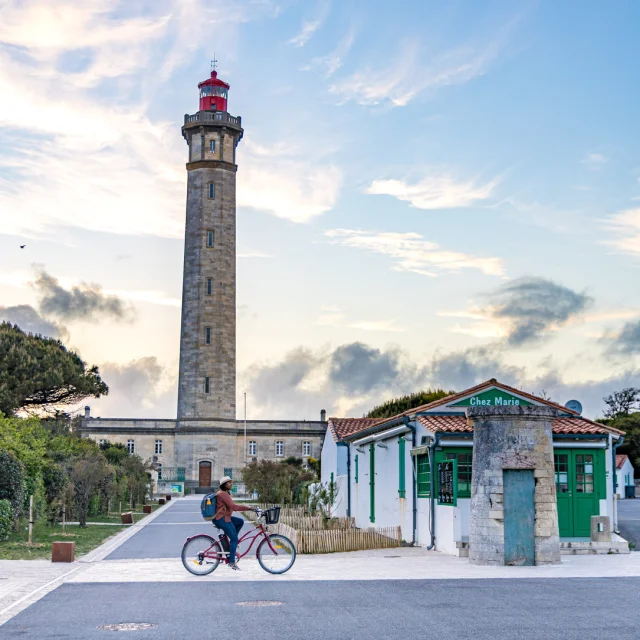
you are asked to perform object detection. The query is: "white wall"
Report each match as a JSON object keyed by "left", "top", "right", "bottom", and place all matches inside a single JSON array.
[
  {"left": 321, "top": 426, "right": 337, "bottom": 486},
  {"left": 616, "top": 458, "right": 635, "bottom": 499}
]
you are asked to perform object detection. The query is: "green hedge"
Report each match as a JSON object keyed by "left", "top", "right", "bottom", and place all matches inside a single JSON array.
[{"left": 0, "top": 499, "right": 12, "bottom": 541}]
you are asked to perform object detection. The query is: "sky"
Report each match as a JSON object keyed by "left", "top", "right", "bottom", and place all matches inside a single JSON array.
[{"left": 1, "top": 0, "right": 640, "bottom": 421}]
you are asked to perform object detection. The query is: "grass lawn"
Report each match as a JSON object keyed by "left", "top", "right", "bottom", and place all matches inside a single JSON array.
[
  {"left": 0, "top": 522, "right": 126, "bottom": 560},
  {"left": 82, "top": 503, "right": 163, "bottom": 524}
]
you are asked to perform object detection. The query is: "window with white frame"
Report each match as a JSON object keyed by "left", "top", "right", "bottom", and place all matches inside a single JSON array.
[
  {"left": 248, "top": 441, "right": 257, "bottom": 456},
  {"left": 275, "top": 441, "right": 284, "bottom": 457},
  {"left": 209, "top": 140, "right": 216, "bottom": 153},
  {"left": 155, "top": 439, "right": 162, "bottom": 454},
  {"left": 303, "top": 441, "right": 311, "bottom": 457},
  {"left": 127, "top": 439, "right": 135, "bottom": 454}
]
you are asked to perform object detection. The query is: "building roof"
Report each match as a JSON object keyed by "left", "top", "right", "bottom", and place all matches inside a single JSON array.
[
  {"left": 328, "top": 379, "right": 625, "bottom": 442},
  {"left": 617, "top": 454, "right": 631, "bottom": 469},
  {"left": 327, "top": 418, "right": 383, "bottom": 443},
  {"left": 417, "top": 414, "right": 624, "bottom": 436}
]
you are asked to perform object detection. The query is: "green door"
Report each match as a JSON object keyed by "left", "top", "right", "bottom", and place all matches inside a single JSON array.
[
  {"left": 369, "top": 443, "right": 375, "bottom": 523},
  {"left": 554, "top": 452, "right": 573, "bottom": 537},
  {"left": 573, "top": 452, "right": 598, "bottom": 537},
  {"left": 554, "top": 449, "right": 603, "bottom": 537}
]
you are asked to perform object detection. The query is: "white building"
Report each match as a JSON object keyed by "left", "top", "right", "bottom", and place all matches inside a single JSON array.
[
  {"left": 616, "top": 454, "right": 635, "bottom": 499},
  {"left": 323, "top": 380, "right": 626, "bottom": 556}
]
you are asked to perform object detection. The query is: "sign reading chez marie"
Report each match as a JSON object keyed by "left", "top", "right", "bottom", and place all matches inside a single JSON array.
[{"left": 450, "top": 388, "right": 534, "bottom": 408}]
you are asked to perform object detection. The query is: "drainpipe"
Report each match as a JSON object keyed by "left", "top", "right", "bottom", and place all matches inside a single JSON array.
[
  {"left": 426, "top": 432, "right": 443, "bottom": 550},
  {"left": 346, "top": 442, "right": 351, "bottom": 519},
  {"left": 612, "top": 435, "right": 624, "bottom": 533},
  {"left": 404, "top": 418, "right": 417, "bottom": 546}
]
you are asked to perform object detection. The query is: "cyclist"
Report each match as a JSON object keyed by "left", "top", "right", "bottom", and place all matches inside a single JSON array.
[{"left": 213, "top": 475, "right": 253, "bottom": 570}]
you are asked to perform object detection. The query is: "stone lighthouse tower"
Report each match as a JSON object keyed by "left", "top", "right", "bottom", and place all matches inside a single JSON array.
[{"left": 177, "top": 67, "right": 243, "bottom": 420}]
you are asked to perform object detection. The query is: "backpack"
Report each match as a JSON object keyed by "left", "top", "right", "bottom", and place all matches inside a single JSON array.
[{"left": 200, "top": 492, "right": 217, "bottom": 520}]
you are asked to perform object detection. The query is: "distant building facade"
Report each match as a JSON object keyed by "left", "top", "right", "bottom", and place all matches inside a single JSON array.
[{"left": 80, "top": 68, "right": 326, "bottom": 493}]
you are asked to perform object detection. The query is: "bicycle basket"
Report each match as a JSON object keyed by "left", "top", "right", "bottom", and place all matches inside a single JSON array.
[{"left": 263, "top": 507, "right": 281, "bottom": 524}]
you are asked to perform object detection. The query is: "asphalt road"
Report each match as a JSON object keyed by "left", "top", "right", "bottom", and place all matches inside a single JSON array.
[
  {"left": 106, "top": 497, "right": 256, "bottom": 560},
  {"left": 618, "top": 497, "right": 640, "bottom": 547},
  {"left": 2, "top": 578, "right": 639, "bottom": 640}
]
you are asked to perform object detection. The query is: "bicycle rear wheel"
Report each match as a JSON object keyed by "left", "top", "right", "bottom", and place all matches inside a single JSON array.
[
  {"left": 257, "top": 534, "right": 296, "bottom": 574},
  {"left": 182, "top": 535, "right": 221, "bottom": 576}
]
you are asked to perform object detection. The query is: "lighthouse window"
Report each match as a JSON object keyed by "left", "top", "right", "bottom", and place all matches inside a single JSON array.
[
  {"left": 204, "top": 377, "right": 210, "bottom": 394},
  {"left": 208, "top": 182, "right": 215, "bottom": 199},
  {"left": 206, "top": 278, "right": 213, "bottom": 295},
  {"left": 209, "top": 140, "right": 216, "bottom": 153},
  {"left": 206, "top": 230, "right": 214, "bottom": 247},
  {"left": 205, "top": 327, "right": 211, "bottom": 344}
]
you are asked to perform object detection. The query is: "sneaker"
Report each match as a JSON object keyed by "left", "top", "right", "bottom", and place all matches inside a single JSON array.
[{"left": 229, "top": 562, "right": 241, "bottom": 571}]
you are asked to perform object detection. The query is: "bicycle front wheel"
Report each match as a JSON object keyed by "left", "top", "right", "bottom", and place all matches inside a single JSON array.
[
  {"left": 257, "top": 534, "right": 296, "bottom": 574},
  {"left": 181, "top": 534, "right": 221, "bottom": 576}
]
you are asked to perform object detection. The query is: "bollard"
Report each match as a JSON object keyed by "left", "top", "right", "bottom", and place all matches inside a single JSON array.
[{"left": 52, "top": 541, "right": 75, "bottom": 563}]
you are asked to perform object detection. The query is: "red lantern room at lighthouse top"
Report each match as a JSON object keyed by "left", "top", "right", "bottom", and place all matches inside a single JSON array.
[{"left": 198, "top": 70, "right": 229, "bottom": 112}]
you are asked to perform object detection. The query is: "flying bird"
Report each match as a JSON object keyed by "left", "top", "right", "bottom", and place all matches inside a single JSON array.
[{"left": 20, "top": 245, "right": 26, "bottom": 249}]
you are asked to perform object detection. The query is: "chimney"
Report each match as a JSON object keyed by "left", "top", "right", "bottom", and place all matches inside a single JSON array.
[
  {"left": 320, "top": 409, "right": 326, "bottom": 422},
  {"left": 84, "top": 406, "right": 91, "bottom": 419}
]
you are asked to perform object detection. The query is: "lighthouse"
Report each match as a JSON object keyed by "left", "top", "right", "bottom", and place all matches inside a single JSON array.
[{"left": 177, "top": 67, "right": 244, "bottom": 420}]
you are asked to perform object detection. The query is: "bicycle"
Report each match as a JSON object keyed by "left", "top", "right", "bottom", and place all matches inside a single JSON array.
[{"left": 181, "top": 506, "right": 296, "bottom": 575}]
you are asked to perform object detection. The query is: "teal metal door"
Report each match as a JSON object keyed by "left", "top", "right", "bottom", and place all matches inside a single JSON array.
[{"left": 503, "top": 470, "right": 535, "bottom": 566}]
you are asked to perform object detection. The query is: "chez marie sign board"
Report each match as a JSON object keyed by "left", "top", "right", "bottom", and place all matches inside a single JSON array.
[{"left": 450, "top": 388, "right": 533, "bottom": 408}]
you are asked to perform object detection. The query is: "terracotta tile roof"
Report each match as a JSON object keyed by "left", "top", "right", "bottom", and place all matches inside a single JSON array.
[
  {"left": 404, "top": 379, "right": 582, "bottom": 418},
  {"left": 617, "top": 454, "right": 630, "bottom": 469},
  {"left": 417, "top": 414, "right": 624, "bottom": 436},
  {"left": 327, "top": 418, "right": 383, "bottom": 442}
]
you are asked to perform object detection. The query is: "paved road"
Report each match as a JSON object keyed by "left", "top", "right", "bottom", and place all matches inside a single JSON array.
[
  {"left": 2, "top": 578, "right": 640, "bottom": 639},
  {"left": 618, "top": 497, "right": 640, "bottom": 547},
  {"left": 106, "top": 496, "right": 256, "bottom": 560}
]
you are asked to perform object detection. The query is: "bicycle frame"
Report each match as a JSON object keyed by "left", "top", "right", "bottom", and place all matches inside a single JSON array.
[{"left": 185, "top": 520, "right": 280, "bottom": 563}]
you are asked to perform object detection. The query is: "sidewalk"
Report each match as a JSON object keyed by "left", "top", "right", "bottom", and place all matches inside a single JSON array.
[
  {"left": 67, "top": 545, "right": 640, "bottom": 583},
  {"left": 0, "top": 499, "right": 175, "bottom": 626}
]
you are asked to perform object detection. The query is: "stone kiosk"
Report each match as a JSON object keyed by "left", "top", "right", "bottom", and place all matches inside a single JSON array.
[{"left": 468, "top": 406, "right": 561, "bottom": 566}]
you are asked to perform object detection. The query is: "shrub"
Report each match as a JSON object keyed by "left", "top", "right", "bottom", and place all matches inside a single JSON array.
[
  {"left": 0, "top": 450, "right": 24, "bottom": 521},
  {"left": 0, "top": 499, "right": 12, "bottom": 541},
  {"left": 242, "top": 460, "right": 314, "bottom": 505}
]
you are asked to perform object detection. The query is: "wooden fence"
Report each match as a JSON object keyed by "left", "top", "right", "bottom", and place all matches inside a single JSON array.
[{"left": 274, "top": 523, "right": 402, "bottom": 554}]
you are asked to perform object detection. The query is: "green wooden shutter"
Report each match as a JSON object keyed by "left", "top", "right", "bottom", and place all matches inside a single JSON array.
[{"left": 398, "top": 437, "right": 406, "bottom": 498}]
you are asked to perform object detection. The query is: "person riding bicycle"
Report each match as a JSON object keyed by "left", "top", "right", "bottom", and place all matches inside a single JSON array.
[{"left": 213, "top": 476, "right": 253, "bottom": 570}]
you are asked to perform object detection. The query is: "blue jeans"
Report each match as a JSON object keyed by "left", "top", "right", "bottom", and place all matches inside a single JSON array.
[{"left": 213, "top": 516, "right": 244, "bottom": 563}]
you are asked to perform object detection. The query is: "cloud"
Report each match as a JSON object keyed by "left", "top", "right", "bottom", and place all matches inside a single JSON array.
[
  {"left": 0, "top": 1, "right": 271, "bottom": 241},
  {"left": 238, "top": 140, "right": 342, "bottom": 223},
  {"left": 582, "top": 153, "right": 608, "bottom": 168},
  {"left": 0, "top": 304, "right": 68, "bottom": 340},
  {"left": 325, "top": 229, "right": 505, "bottom": 277},
  {"left": 34, "top": 270, "right": 133, "bottom": 322},
  {"left": 367, "top": 173, "right": 499, "bottom": 210},
  {"left": 301, "top": 28, "right": 355, "bottom": 77},
  {"left": 244, "top": 342, "right": 425, "bottom": 419},
  {"left": 328, "top": 343, "right": 402, "bottom": 394},
  {"left": 330, "top": 39, "right": 498, "bottom": 107},
  {"left": 606, "top": 320, "right": 640, "bottom": 356},
  {"left": 603, "top": 208, "right": 640, "bottom": 256},
  {"left": 428, "top": 346, "right": 523, "bottom": 391},
  {"left": 485, "top": 277, "right": 592, "bottom": 346},
  {"left": 90, "top": 356, "right": 177, "bottom": 418},
  {"left": 317, "top": 309, "right": 405, "bottom": 332},
  {"left": 288, "top": 0, "right": 330, "bottom": 47}
]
